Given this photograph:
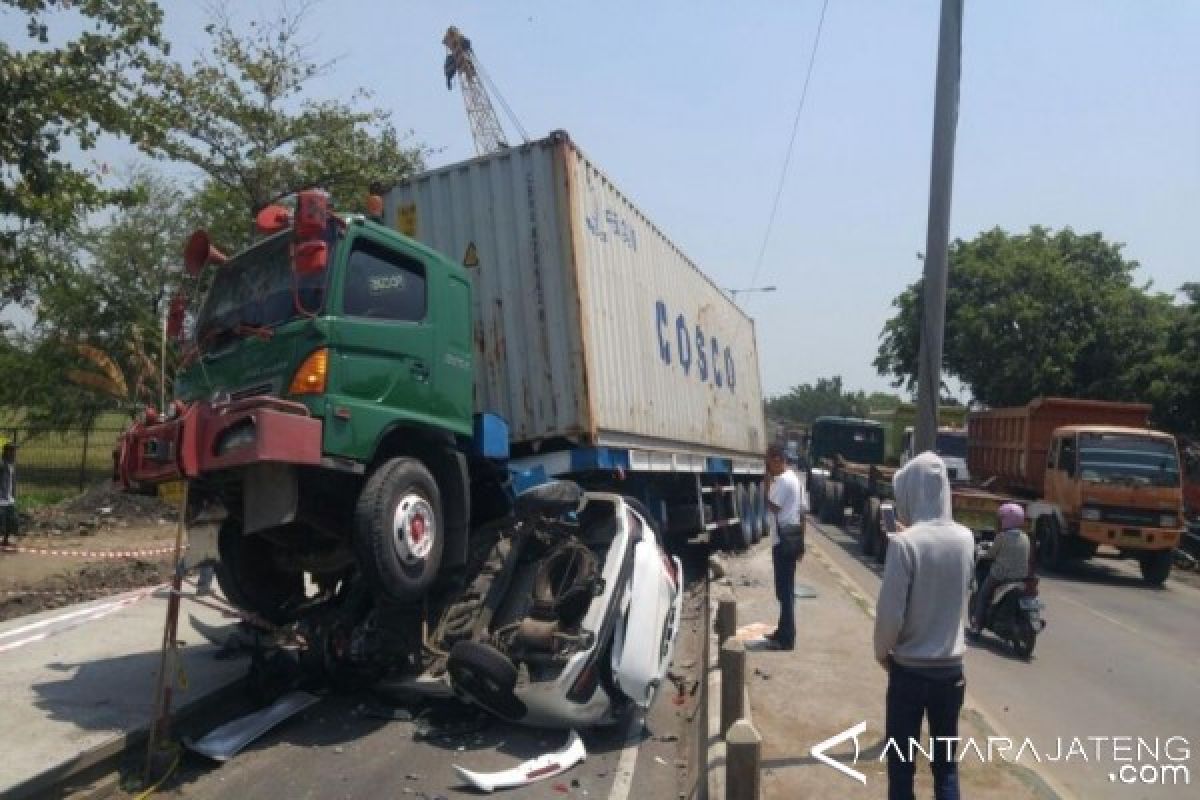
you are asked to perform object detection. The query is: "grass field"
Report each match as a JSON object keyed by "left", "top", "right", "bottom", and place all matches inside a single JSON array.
[{"left": 1, "top": 409, "right": 130, "bottom": 492}]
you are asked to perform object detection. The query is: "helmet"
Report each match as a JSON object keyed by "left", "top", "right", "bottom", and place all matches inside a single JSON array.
[{"left": 998, "top": 502, "right": 1025, "bottom": 531}]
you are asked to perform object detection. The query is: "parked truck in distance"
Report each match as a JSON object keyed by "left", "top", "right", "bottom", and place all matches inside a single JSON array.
[
  {"left": 870, "top": 403, "right": 967, "bottom": 465},
  {"left": 964, "top": 397, "right": 1184, "bottom": 585},
  {"left": 115, "top": 131, "right": 768, "bottom": 656},
  {"left": 806, "top": 416, "right": 887, "bottom": 529}
]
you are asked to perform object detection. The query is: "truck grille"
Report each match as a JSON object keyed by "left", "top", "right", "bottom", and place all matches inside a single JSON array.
[
  {"left": 231, "top": 382, "right": 273, "bottom": 401},
  {"left": 1092, "top": 505, "right": 1160, "bottom": 527}
]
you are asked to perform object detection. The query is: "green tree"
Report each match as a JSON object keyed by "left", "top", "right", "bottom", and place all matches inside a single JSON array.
[
  {"left": 1, "top": 170, "right": 191, "bottom": 430},
  {"left": 767, "top": 376, "right": 870, "bottom": 426},
  {"left": 875, "top": 226, "right": 1174, "bottom": 409},
  {"left": 0, "top": 0, "right": 167, "bottom": 306},
  {"left": 142, "top": 5, "right": 427, "bottom": 250},
  {"left": 1143, "top": 284, "right": 1200, "bottom": 438}
]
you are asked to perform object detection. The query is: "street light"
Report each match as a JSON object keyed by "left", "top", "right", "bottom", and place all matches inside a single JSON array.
[{"left": 727, "top": 285, "right": 777, "bottom": 300}]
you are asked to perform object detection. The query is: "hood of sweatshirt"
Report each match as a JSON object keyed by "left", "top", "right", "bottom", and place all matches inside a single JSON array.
[{"left": 893, "top": 451, "right": 953, "bottom": 526}]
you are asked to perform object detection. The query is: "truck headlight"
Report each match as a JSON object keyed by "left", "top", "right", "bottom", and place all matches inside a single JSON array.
[
  {"left": 1159, "top": 513, "right": 1178, "bottom": 529},
  {"left": 1081, "top": 507, "right": 1101, "bottom": 522}
]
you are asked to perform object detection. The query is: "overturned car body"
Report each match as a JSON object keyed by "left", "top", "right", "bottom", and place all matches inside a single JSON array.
[{"left": 431, "top": 485, "right": 684, "bottom": 728}]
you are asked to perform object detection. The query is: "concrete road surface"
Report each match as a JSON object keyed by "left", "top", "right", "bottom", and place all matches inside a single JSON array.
[{"left": 810, "top": 516, "right": 1200, "bottom": 800}]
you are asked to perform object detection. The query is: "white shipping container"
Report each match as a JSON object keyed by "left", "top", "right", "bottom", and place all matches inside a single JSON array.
[{"left": 384, "top": 132, "right": 766, "bottom": 459}]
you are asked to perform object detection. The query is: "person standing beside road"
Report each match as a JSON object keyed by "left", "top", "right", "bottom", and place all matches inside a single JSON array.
[
  {"left": 763, "top": 444, "right": 808, "bottom": 651},
  {"left": 873, "top": 451, "right": 975, "bottom": 800},
  {"left": 1, "top": 443, "right": 18, "bottom": 548}
]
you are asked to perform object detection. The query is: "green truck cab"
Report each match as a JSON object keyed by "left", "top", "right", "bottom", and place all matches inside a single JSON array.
[{"left": 116, "top": 196, "right": 504, "bottom": 623}]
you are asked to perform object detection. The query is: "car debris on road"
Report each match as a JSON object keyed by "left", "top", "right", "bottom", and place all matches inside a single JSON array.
[{"left": 452, "top": 729, "right": 587, "bottom": 793}]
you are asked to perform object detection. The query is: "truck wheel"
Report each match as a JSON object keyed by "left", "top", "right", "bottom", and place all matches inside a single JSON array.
[
  {"left": 1037, "top": 518, "right": 1065, "bottom": 571},
  {"left": 810, "top": 477, "right": 826, "bottom": 520},
  {"left": 354, "top": 457, "right": 444, "bottom": 604},
  {"left": 827, "top": 482, "right": 846, "bottom": 527},
  {"left": 215, "top": 520, "right": 304, "bottom": 626},
  {"left": 447, "top": 640, "right": 525, "bottom": 720},
  {"left": 863, "top": 498, "right": 880, "bottom": 557},
  {"left": 1139, "top": 550, "right": 1172, "bottom": 586}
]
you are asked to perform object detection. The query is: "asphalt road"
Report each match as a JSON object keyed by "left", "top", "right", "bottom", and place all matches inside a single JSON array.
[
  {"left": 109, "top": 578, "right": 709, "bottom": 800},
  {"left": 809, "top": 515, "right": 1200, "bottom": 800}
]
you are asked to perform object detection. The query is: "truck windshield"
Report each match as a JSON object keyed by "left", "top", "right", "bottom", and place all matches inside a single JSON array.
[
  {"left": 1079, "top": 433, "right": 1180, "bottom": 488},
  {"left": 195, "top": 234, "right": 327, "bottom": 344},
  {"left": 936, "top": 432, "right": 967, "bottom": 459}
]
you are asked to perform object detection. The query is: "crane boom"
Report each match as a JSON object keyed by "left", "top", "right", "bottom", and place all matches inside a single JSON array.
[{"left": 443, "top": 26, "right": 508, "bottom": 155}]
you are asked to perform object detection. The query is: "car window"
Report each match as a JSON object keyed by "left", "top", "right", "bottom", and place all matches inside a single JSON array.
[{"left": 343, "top": 238, "right": 427, "bottom": 321}]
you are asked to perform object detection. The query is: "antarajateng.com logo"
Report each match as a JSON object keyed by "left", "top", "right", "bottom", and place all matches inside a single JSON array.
[{"left": 811, "top": 723, "right": 1192, "bottom": 787}]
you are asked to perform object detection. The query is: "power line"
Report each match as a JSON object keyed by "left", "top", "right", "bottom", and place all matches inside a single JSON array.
[{"left": 748, "top": 0, "right": 831, "bottom": 290}]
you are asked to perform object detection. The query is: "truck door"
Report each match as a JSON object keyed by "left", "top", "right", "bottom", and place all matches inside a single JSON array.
[
  {"left": 1046, "top": 435, "right": 1076, "bottom": 503},
  {"left": 333, "top": 232, "right": 434, "bottom": 422}
]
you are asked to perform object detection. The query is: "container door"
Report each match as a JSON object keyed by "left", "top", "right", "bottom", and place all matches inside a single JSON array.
[{"left": 334, "top": 232, "right": 434, "bottom": 421}]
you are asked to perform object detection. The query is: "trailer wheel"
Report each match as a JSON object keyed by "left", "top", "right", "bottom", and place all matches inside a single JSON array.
[
  {"left": 1139, "top": 549, "right": 1172, "bottom": 586},
  {"left": 863, "top": 497, "right": 881, "bottom": 557},
  {"left": 1036, "top": 517, "right": 1065, "bottom": 571},
  {"left": 758, "top": 482, "right": 771, "bottom": 541},
  {"left": 737, "top": 486, "right": 755, "bottom": 548},
  {"left": 354, "top": 457, "right": 444, "bottom": 604},
  {"left": 810, "top": 477, "right": 826, "bottom": 520},
  {"left": 215, "top": 520, "right": 305, "bottom": 626}
]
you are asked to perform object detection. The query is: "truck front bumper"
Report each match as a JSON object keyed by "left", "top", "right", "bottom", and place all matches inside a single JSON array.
[
  {"left": 1078, "top": 520, "right": 1181, "bottom": 551},
  {"left": 115, "top": 397, "right": 323, "bottom": 488}
]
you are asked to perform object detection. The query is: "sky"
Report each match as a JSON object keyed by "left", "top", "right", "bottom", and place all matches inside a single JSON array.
[{"left": 5, "top": 0, "right": 1198, "bottom": 400}]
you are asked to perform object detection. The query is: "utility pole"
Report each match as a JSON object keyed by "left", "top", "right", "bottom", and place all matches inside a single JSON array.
[{"left": 914, "top": 0, "right": 964, "bottom": 454}]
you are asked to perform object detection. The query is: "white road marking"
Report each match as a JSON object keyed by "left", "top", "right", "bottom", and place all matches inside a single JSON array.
[{"left": 607, "top": 711, "right": 645, "bottom": 800}]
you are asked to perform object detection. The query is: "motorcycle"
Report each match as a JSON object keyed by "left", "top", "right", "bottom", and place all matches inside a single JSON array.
[{"left": 969, "top": 541, "right": 1046, "bottom": 659}]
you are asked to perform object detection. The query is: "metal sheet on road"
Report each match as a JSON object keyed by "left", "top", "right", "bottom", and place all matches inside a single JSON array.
[{"left": 808, "top": 516, "right": 1200, "bottom": 800}]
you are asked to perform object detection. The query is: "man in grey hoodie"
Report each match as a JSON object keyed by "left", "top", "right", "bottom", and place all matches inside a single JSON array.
[{"left": 873, "top": 451, "right": 975, "bottom": 800}]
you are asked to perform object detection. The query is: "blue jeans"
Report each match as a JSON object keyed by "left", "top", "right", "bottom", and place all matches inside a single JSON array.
[
  {"left": 771, "top": 541, "right": 800, "bottom": 646},
  {"left": 886, "top": 664, "right": 966, "bottom": 800}
]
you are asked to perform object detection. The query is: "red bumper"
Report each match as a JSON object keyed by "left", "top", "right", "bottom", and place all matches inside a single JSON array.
[{"left": 114, "top": 397, "right": 323, "bottom": 488}]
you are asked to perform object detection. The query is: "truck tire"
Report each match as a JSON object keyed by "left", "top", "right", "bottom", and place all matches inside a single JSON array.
[
  {"left": 1139, "top": 549, "right": 1172, "bottom": 586},
  {"left": 756, "top": 482, "right": 770, "bottom": 541},
  {"left": 810, "top": 477, "right": 826, "bottom": 520},
  {"left": 738, "top": 486, "right": 754, "bottom": 548},
  {"left": 826, "top": 482, "right": 846, "bottom": 527},
  {"left": 447, "top": 640, "right": 525, "bottom": 720},
  {"left": 354, "top": 457, "right": 444, "bottom": 604},
  {"left": 863, "top": 497, "right": 881, "bottom": 557},
  {"left": 1036, "top": 517, "right": 1065, "bottom": 572},
  {"left": 215, "top": 520, "right": 304, "bottom": 626}
]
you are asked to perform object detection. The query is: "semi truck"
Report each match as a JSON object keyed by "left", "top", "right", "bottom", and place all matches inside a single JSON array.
[
  {"left": 115, "top": 131, "right": 769, "bottom": 636},
  {"left": 827, "top": 397, "right": 1185, "bottom": 585}
]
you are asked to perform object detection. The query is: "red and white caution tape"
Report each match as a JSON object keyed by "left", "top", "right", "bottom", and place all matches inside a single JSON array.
[
  {"left": 0, "top": 543, "right": 182, "bottom": 559},
  {"left": 0, "top": 585, "right": 162, "bottom": 654}
]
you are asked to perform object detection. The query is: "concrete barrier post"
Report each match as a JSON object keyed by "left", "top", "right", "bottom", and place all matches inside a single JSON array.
[
  {"left": 715, "top": 592, "right": 737, "bottom": 643},
  {"left": 719, "top": 638, "right": 745, "bottom": 736},
  {"left": 725, "top": 719, "right": 762, "bottom": 800}
]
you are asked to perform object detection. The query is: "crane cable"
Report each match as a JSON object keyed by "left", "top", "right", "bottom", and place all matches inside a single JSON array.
[{"left": 748, "top": 0, "right": 831, "bottom": 291}]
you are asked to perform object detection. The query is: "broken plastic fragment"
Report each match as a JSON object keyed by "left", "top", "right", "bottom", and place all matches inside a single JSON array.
[
  {"left": 185, "top": 691, "right": 320, "bottom": 762},
  {"left": 453, "top": 729, "right": 586, "bottom": 793}
]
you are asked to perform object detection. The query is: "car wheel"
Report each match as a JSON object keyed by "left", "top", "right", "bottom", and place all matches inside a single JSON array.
[
  {"left": 447, "top": 640, "right": 526, "bottom": 720},
  {"left": 215, "top": 519, "right": 304, "bottom": 626},
  {"left": 1139, "top": 549, "right": 1172, "bottom": 586},
  {"left": 354, "top": 457, "right": 444, "bottom": 604},
  {"left": 863, "top": 497, "right": 880, "bottom": 557}
]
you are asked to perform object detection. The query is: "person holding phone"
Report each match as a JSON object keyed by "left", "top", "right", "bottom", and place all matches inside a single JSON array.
[
  {"left": 762, "top": 444, "right": 808, "bottom": 651},
  {"left": 873, "top": 451, "right": 975, "bottom": 800}
]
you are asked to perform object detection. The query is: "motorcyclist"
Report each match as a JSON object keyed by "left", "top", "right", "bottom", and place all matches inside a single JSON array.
[{"left": 969, "top": 502, "right": 1031, "bottom": 634}]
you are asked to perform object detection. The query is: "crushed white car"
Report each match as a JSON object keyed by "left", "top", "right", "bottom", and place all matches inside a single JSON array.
[{"left": 432, "top": 482, "right": 684, "bottom": 728}]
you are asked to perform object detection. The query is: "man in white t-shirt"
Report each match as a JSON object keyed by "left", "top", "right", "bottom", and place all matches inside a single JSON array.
[{"left": 763, "top": 444, "right": 808, "bottom": 651}]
